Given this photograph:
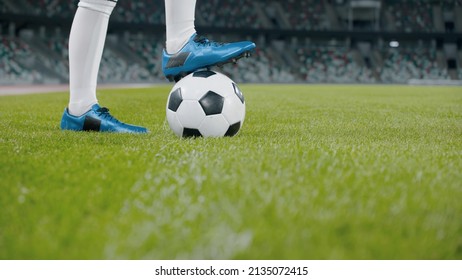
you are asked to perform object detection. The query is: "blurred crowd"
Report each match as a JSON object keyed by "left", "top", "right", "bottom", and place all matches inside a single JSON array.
[{"left": 0, "top": 0, "right": 460, "bottom": 84}]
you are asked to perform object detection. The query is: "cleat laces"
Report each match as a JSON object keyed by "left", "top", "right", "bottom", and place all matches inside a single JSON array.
[
  {"left": 193, "top": 36, "right": 224, "bottom": 47},
  {"left": 96, "top": 107, "right": 119, "bottom": 123}
]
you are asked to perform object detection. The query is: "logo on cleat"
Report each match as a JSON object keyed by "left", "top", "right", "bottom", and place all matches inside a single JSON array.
[
  {"left": 165, "top": 52, "right": 190, "bottom": 69},
  {"left": 83, "top": 116, "right": 101, "bottom": 131}
]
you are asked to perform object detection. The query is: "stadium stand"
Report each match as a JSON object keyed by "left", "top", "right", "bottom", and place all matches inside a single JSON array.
[
  {"left": 23, "top": 0, "right": 76, "bottom": 17},
  {"left": 296, "top": 45, "right": 375, "bottom": 83},
  {"left": 380, "top": 44, "right": 449, "bottom": 83},
  {"left": 384, "top": 0, "right": 435, "bottom": 32},
  {"left": 0, "top": 2, "right": 7, "bottom": 13},
  {"left": 126, "top": 36, "right": 164, "bottom": 78},
  {"left": 0, "top": 36, "right": 43, "bottom": 84},
  {"left": 224, "top": 47, "right": 298, "bottom": 83},
  {"left": 280, "top": 0, "right": 328, "bottom": 31},
  {"left": 195, "top": 0, "right": 264, "bottom": 28},
  {"left": 0, "top": 0, "right": 460, "bottom": 85},
  {"left": 113, "top": 1, "right": 165, "bottom": 24}
]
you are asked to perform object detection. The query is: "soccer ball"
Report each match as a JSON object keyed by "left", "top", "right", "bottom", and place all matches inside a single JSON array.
[{"left": 166, "top": 70, "right": 245, "bottom": 138}]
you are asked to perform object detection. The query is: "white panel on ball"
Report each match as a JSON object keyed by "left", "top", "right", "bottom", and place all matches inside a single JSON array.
[
  {"left": 222, "top": 94, "right": 245, "bottom": 126},
  {"left": 199, "top": 114, "right": 230, "bottom": 137},
  {"left": 175, "top": 100, "right": 206, "bottom": 129},
  {"left": 166, "top": 110, "right": 183, "bottom": 137},
  {"left": 178, "top": 75, "right": 211, "bottom": 101}
]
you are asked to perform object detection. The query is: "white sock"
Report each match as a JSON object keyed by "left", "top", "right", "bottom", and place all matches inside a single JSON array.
[
  {"left": 68, "top": 0, "right": 116, "bottom": 116},
  {"left": 165, "top": 0, "right": 197, "bottom": 54}
]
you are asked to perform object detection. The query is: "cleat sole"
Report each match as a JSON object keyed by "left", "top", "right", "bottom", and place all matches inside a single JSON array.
[{"left": 165, "top": 50, "right": 254, "bottom": 83}]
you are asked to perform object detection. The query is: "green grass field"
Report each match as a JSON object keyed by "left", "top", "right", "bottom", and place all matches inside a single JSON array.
[{"left": 0, "top": 85, "right": 461, "bottom": 259}]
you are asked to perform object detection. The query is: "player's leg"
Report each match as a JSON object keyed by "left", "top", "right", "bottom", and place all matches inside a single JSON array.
[
  {"left": 68, "top": 0, "right": 114, "bottom": 116},
  {"left": 164, "top": 0, "right": 197, "bottom": 55},
  {"left": 62, "top": 0, "right": 147, "bottom": 133},
  {"left": 162, "top": 0, "right": 256, "bottom": 82}
]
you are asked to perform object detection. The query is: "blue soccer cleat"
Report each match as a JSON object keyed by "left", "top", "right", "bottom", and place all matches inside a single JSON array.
[
  {"left": 162, "top": 33, "right": 256, "bottom": 82},
  {"left": 60, "top": 104, "right": 148, "bottom": 133}
]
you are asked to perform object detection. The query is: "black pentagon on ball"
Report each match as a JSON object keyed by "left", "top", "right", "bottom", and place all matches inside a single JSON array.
[
  {"left": 168, "top": 88, "right": 183, "bottom": 112},
  {"left": 199, "top": 91, "right": 224, "bottom": 115},
  {"left": 225, "top": 122, "right": 241, "bottom": 137},
  {"left": 182, "top": 128, "right": 202, "bottom": 138},
  {"left": 192, "top": 70, "right": 216, "bottom": 78},
  {"left": 232, "top": 83, "right": 244, "bottom": 104}
]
